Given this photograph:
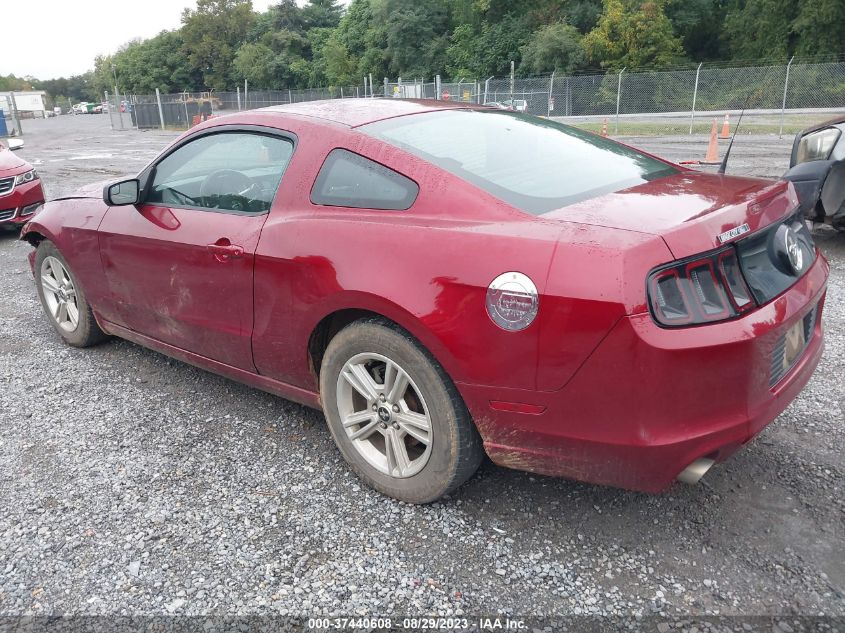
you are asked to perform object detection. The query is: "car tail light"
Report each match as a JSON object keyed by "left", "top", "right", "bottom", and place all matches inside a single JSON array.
[
  {"left": 717, "top": 250, "right": 753, "bottom": 311},
  {"left": 648, "top": 247, "right": 756, "bottom": 327}
]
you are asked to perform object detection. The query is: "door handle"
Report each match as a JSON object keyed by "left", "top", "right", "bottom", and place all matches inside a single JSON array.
[{"left": 207, "top": 240, "right": 244, "bottom": 262}]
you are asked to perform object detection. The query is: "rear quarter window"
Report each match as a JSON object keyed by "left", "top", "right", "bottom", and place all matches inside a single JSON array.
[
  {"left": 310, "top": 149, "right": 419, "bottom": 211},
  {"left": 361, "top": 110, "right": 678, "bottom": 215}
]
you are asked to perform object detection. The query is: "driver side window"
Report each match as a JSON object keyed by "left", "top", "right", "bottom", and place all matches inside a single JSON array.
[{"left": 146, "top": 131, "right": 293, "bottom": 214}]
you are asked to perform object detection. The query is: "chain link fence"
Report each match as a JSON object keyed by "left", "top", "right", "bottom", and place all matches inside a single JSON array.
[{"left": 109, "top": 59, "right": 845, "bottom": 133}]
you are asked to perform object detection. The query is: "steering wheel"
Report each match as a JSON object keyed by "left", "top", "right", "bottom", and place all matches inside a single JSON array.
[{"left": 199, "top": 169, "right": 255, "bottom": 209}]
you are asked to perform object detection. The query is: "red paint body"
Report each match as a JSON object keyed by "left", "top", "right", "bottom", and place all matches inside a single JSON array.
[
  {"left": 0, "top": 148, "right": 45, "bottom": 227},
  {"left": 21, "top": 100, "right": 828, "bottom": 492}
]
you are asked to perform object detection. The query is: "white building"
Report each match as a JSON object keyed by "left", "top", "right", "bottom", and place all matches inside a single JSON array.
[{"left": 0, "top": 91, "right": 48, "bottom": 118}]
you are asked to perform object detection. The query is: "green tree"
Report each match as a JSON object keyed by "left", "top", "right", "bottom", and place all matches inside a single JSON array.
[
  {"left": 792, "top": 0, "right": 845, "bottom": 57},
  {"left": 233, "top": 42, "right": 278, "bottom": 88},
  {"left": 564, "top": 0, "right": 603, "bottom": 33},
  {"left": 665, "top": 0, "right": 728, "bottom": 61},
  {"left": 520, "top": 22, "right": 586, "bottom": 74},
  {"left": 181, "top": 0, "right": 256, "bottom": 89},
  {"left": 35, "top": 74, "right": 96, "bottom": 102},
  {"left": 380, "top": 0, "right": 451, "bottom": 77},
  {"left": 0, "top": 75, "right": 35, "bottom": 91},
  {"left": 723, "top": 0, "right": 797, "bottom": 60},
  {"left": 273, "top": 0, "right": 305, "bottom": 32},
  {"left": 582, "top": 0, "right": 685, "bottom": 69},
  {"left": 97, "top": 31, "right": 198, "bottom": 94},
  {"left": 338, "top": 0, "right": 389, "bottom": 78},
  {"left": 447, "top": 13, "right": 534, "bottom": 77},
  {"left": 302, "top": 0, "right": 344, "bottom": 30}
]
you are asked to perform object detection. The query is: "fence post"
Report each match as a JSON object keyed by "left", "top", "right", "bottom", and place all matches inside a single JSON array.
[
  {"left": 435, "top": 75, "right": 441, "bottom": 100},
  {"left": 155, "top": 88, "right": 165, "bottom": 130},
  {"left": 8, "top": 92, "right": 21, "bottom": 136},
  {"left": 547, "top": 71, "right": 555, "bottom": 117},
  {"left": 566, "top": 76, "right": 571, "bottom": 116},
  {"left": 183, "top": 95, "right": 190, "bottom": 129},
  {"left": 288, "top": 89, "right": 293, "bottom": 104},
  {"left": 615, "top": 68, "right": 625, "bottom": 134},
  {"left": 384, "top": 77, "right": 388, "bottom": 97},
  {"left": 780, "top": 56, "right": 795, "bottom": 139},
  {"left": 105, "top": 91, "right": 113, "bottom": 131},
  {"left": 369, "top": 74, "right": 374, "bottom": 97},
  {"left": 484, "top": 76, "right": 492, "bottom": 104},
  {"left": 112, "top": 83, "right": 121, "bottom": 130},
  {"left": 237, "top": 86, "right": 241, "bottom": 111},
  {"left": 690, "top": 62, "right": 702, "bottom": 135},
  {"left": 244, "top": 80, "right": 248, "bottom": 108},
  {"left": 121, "top": 92, "right": 128, "bottom": 130}
]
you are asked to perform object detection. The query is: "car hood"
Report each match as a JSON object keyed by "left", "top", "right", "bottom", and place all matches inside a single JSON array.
[
  {"left": 0, "top": 149, "right": 29, "bottom": 173},
  {"left": 543, "top": 171, "right": 796, "bottom": 259}
]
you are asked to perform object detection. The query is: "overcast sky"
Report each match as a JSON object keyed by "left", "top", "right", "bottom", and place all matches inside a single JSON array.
[{"left": 2, "top": 0, "right": 327, "bottom": 80}]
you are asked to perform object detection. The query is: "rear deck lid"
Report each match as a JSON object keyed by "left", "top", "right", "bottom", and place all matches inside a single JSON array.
[{"left": 543, "top": 172, "right": 798, "bottom": 259}]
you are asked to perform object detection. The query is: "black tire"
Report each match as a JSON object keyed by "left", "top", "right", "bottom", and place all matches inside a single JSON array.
[
  {"left": 34, "top": 240, "right": 109, "bottom": 348},
  {"left": 320, "top": 318, "right": 483, "bottom": 504}
]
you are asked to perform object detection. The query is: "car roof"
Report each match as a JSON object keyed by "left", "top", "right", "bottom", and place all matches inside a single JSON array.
[
  {"left": 260, "top": 98, "right": 482, "bottom": 128},
  {"left": 799, "top": 114, "right": 845, "bottom": 136}
]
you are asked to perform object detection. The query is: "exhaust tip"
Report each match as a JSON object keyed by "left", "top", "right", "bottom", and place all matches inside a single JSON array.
[{"left": 677, "top": 458, "right": 716, "bottom": 485}]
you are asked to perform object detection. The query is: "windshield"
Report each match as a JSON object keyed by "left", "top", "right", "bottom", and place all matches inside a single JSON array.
[{"left": 361, "top": 110, "right": 678, "bottom": 215}]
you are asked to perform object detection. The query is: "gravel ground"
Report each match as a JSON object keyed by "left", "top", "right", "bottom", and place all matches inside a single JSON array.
[{"left": 0, "top": 114, "right": 843, "bottom": 622}]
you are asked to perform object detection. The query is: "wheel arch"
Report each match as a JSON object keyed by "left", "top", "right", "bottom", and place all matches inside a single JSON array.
[
  {"left": 20, "top": 230, "right": 46, "bottom": 247},
  {"left": 306, "top": 302, "right": 462, "bottom": 389},
  {"left": 20, "top": 225, "right": 51, "bottom": 248}
]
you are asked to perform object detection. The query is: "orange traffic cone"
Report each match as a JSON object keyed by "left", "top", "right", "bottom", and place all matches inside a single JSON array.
[
  {"left": 600, "top": 118, "right": 608, "bottom": 137},
  {"left": 703, "top": 118, "right": 720, "bottom": 164},
  {"left": 719, "top": 113, "right": 731, "bottom": 139},
  {"left": 701, "top": 119, "right": 719, "bottom": 165}
]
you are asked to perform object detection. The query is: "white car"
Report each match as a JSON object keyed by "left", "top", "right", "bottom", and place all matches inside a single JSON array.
[{"left": 501, "top": 99, "right": 528, "bottom": 113}]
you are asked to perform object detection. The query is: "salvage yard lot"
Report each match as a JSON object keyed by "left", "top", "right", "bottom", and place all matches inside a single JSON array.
[{"left": 0, "top": 113, "right": 843, "bottom": 617}]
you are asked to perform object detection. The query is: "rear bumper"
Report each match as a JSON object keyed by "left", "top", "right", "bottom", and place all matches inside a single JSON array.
[
  {"left": 0, "top": 180, "right": 45, "bottom": 226},
  {"left": 458, "top": 255, "right": 829, "bottom": 492}
]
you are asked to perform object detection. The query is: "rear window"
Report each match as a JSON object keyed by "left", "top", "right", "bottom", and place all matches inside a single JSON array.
[
  {"left": 311, "top": 149, "right": 419, "bottom": 210},
  {"left": 361, "top": 110, "right": 678, "bottom": 215}
]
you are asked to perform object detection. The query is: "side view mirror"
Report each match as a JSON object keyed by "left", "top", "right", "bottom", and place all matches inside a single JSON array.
[
  {"left": 104, "top": 179, "right": 140, "bottom": 206},
  {"left": 790, "top": 127, "right": 841, "bottom": 167}
]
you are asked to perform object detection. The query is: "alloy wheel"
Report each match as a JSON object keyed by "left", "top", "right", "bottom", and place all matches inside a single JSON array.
[
  {"left": 40, "top": 256, "right": 80, "bottom": 333},
  {"left": 335, "top": 352, "right": 433, "bottom": 478}
]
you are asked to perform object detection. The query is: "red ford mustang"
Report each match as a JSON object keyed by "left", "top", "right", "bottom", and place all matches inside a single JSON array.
[
  {"left": 21, "top": 100, "right": 828, "bottom": 503},
  {"left": 0, "top": 143, "right": 45, "bottom": 230}
]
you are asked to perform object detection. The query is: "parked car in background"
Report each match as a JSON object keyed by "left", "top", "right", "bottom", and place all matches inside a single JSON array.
[
  {"left": 782, "top": 115, "right": 845, "bottom": 231},
  {"left": 20, "top": 99, "right": 828, "bottom": 503},
  {"left": 0, "top": 143, "right": 45, "bottom": 231},
  {"left": 501, "top": 99, "right": 528, "bottom": 112},
  {"left": 483, "top": 101, "right": 513, "bottom": 111}
]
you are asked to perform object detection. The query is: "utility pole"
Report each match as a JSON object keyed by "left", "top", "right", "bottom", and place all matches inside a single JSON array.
[{"left": 510, "top": 61, "right": 515, "bottom": 98}]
